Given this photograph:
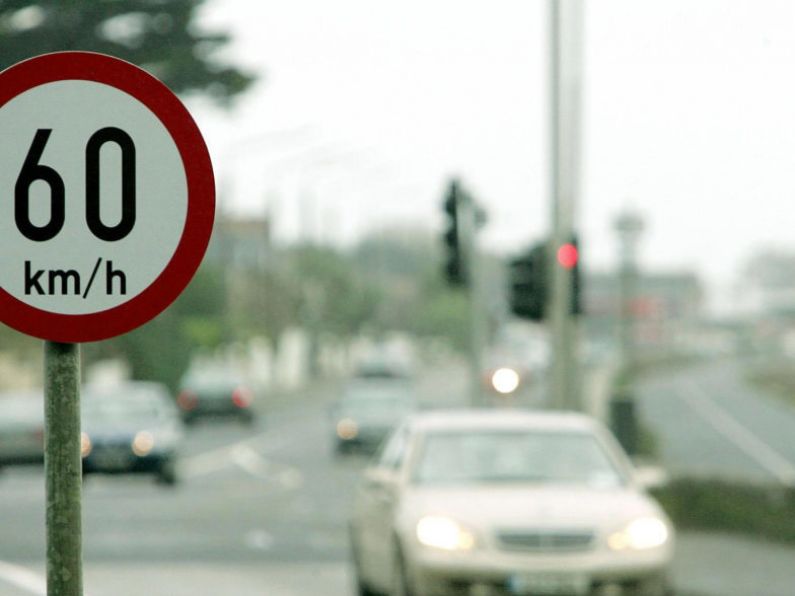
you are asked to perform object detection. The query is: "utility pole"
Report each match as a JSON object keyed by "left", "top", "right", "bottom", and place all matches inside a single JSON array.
[
  {"left": 461, "top": 197, "right": 487, "bottom": 407},
  {"left": 614, "top": 210, "right": 645, "bottom": 375},
  {"left": 548, "top": 0, "right": 584, "bottom": 410},
  {"left": 441, "top": 179, "right": 487, "bottom": 406}
]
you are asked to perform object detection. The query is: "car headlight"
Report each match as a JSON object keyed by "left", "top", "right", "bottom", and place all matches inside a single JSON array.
[
  {"left": 491, "top": 368, "right": 520, "bottom": 394},
  {"left": 608, "top": 517, "right": 669, "bottom": 551},
  {"left": 80, "top": 432, "right": 92, "bottom": 458},
  {"left": 132, "top": 431, "right": 155, "bottom": 456},
  {"left": 336, "top": 418, "right": 358, "bottom": 440},
  {"left": 416, "top": 516, "right": 476, "bottom": 551}
]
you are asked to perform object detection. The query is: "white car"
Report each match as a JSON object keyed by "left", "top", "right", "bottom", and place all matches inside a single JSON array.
[{"left": 350, "top": 410, "right": 674, "bottom": 596}]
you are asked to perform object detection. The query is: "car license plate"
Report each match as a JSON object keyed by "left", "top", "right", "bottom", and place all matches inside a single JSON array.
[
  {"left": 507, "top": 572, "right": 589, "bottom": 595},
  {"left": 92, "top": 449, "right": 131, "bottom": 470}
]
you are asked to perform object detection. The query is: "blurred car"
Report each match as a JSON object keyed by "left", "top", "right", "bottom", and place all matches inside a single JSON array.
[
  {"left": 176, "top": 371, "right": 256, "bottom": 425},
  {"left": 332, "top": 380, "right": 416, "bottom": 454},
  {"left": 81, "top": 381, "right": 183, "bottom": 485},
  {"left": 350, "top": 410, "right": 674, "bottom": 596},
  {"left": 353, "top": 356, "right": 415, "bottom": 383},
  {"left": 0, "top": 390, "right": 44, "bottom": 469}
]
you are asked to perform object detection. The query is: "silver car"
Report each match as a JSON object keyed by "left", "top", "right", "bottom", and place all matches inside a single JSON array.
[
  {"left": 0, "top": 390, "right": 44, "bottom": 469},
  {"left": 350, "top": 410, "right": 674, "bottom": 596},
  {"left": 332, "top": 380, "right": 416, "bottom": 454},
  {"left": 81, "top": 381, "right": 183, "bottom": 485}
]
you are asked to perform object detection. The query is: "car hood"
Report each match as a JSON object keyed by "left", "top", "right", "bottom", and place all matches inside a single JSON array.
[
  {"left": 82, "top": 420, "right": 180, "bottom": 444},
  {"left": 338, "top": 410, "right": 410, "bottom": 427},
  {"left": 399, "top": 484, "right": 666, "bottom": 533}
]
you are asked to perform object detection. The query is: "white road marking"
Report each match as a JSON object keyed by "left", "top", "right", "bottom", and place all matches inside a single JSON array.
[
  {"left": 231, "top": 445, "right": 272, "bottom": 480},
  {"left": 0, "top": 560, "right": 46, "bottom": 595},
  {"left": 680, "top": 381, "right": 795, "bottom": 486},
  {"left": 180, "top": 429, "right": 294, "bottom": 479}
]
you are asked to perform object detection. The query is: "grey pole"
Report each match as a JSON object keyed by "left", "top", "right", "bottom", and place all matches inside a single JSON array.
[
  {"left": 548, "top": 0, "right": 584, "bottom": 410},
  {"left": 44, "top": 341, "right": 83, "bottom": 596},
  {"left": 461, "top": 196, "right": 486, "bottom": 407},
  {"left": 614, "top": 210, "right": 645, "bottom": 375}
]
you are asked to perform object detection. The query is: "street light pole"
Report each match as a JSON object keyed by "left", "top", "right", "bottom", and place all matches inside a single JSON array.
[
  {"left": 614, "top": 210, "right": 645, "bottom": 375},
  {"left": 548, "top": 0, "right": 584, "bottom": 411}
]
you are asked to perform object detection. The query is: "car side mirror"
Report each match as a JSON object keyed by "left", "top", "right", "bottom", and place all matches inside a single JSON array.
[
  {"left": 363, "top": 465, "right": 399, "bottom": 490},
  {"left": 633, "top": 464, "right": 668, "bottom": 491}
]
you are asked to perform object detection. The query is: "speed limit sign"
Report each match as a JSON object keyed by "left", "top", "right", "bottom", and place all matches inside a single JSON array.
[{"left": 0, "top": 52, "right": 215, "bottom": 343}]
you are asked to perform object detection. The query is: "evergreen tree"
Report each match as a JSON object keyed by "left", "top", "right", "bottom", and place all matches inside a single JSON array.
[{"left": 0, "top": 1, "right": 253, "bottom": 102}]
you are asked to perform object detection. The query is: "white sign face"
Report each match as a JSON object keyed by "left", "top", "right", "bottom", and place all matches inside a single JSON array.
[
  {"left": 0, "top": 52, "right": 215, "bottom": 342},
  {"left": 0, "top": 80, "right": 188, "bottom": 315}
]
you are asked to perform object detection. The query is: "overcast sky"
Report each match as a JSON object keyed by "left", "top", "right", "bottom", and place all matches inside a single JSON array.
[{"left": 193, "top": 0, "right": 795, "bottom": 293}]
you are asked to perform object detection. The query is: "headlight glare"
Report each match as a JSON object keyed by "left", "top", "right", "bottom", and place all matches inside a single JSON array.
[
  {"left": 416, "top": 516, "right": 475, "bottom": 551},
  {"left": 491, "top": 368, "right": 520, "bottom": 394},
  {"left": 336, "top": 418, "right": 358, "bottom": 440},
  {"left": 608, "top": 517, "right": 669, "bottom": 551},
  {"left": 132, "top": 430, "right": 155, "bottom": 456},
  {"left": 80, "top": 432, "right": 92, "bottom": 458}
]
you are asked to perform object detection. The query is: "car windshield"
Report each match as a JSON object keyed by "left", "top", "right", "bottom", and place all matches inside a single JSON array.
[
  {"left": 341, "top": 396, "right": 411, "bottom": 416},
  {"left": 412, "top": 430, "right": 625, "bottom": 487},
  {"left": 83, "top": 388, "right": 172, "bottom": 424},
  {"left": 0, "top": 395, "right": 43, "bottom": 423}
]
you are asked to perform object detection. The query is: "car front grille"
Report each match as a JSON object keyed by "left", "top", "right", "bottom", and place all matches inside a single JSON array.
[{"left": 495, "top": 529, "right": 595, "bottom": 552}]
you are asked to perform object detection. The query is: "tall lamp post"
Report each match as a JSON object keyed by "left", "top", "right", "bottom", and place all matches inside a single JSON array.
[
  {"left": 611, "top": 209, "right": 644, "bottom": 455},
  {"left": 614, "top": 209, "right": 645, "bottom": 375}
]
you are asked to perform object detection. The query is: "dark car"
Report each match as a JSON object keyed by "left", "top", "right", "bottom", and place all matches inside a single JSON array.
[
  {"left": 81, "top": 381, "right": 183, "bottom": 485},
  {"left": 332, "top": 380, "right": 416, "bottom": 454},
  {"left": 0, "top": 390, "right": 44, "bottom": 469},
  {"left": 176, "top": 372, "right": 256, "bottom": 425}
]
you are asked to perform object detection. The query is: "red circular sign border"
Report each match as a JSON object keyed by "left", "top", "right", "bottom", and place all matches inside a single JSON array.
[{"left": 0, "top": 52, "right": 215, "bottom": 343}]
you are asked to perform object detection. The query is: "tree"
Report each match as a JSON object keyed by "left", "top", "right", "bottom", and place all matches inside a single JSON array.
[
  {"left": 230, "top": 265, "right": 302, "bottom": 352},
  {"left": 0, "top": 1, "right": 254, "bottom": 102},
  {"left": 82, "top": 265, "right": 228, "bottom": 391}
]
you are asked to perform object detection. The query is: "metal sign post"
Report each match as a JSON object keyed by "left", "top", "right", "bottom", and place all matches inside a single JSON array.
[{"left": 44, "top": 341, "right": 82, "bottom": 596}]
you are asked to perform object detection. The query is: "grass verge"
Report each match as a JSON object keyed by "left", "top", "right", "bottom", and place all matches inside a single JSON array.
[
  {"left": 652, "top": 478, "right": 795, "bottom": 545},
  {"left": 746, "top": 360, "right": 795, "bottom": 408}
]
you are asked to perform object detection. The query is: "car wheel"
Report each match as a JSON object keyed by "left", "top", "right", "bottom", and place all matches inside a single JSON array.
[
  {"left": 628, "top": 576, "right": 674, "bottom": 596},
  {"left": 349, "top": 527, "right": 378, "bottom": 596},
  {"left": 156, "top": 459, "right": 178, "bottom": 486},
  {"left": 391, "top": 542, "right": 416, "bottom": 596}
]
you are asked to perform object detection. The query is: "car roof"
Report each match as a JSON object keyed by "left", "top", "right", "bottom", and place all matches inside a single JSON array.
[
  {"left": 405, "top": 408, "right": 602, "bottom": 434},
  {"left": 83, "top": 380, "right": 170, "bottom": 399}
]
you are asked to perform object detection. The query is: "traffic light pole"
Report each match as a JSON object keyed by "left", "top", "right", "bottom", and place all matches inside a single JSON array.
[
  {"left": 44, "top": 341, "right": 83, "bottom": 596},
  {"left": 461, "top": 199, "right": 486, "bottom": 407},
  {"left": 548, "top": 0, "right": 583, "bottom": 411}
]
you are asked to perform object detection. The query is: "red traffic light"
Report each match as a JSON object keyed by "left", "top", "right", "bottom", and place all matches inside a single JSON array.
[{"left": 557, "top": 243, "right": 578, "bottom": 269}]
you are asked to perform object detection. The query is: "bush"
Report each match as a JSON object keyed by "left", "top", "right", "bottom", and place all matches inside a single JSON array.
[{"left": 652, "top": 478, "right": 795, "bottom": 544}]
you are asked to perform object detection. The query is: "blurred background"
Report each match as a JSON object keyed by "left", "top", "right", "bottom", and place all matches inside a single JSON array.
[{"left": 3, "top": 1, "right": 795, "bottom": 595}]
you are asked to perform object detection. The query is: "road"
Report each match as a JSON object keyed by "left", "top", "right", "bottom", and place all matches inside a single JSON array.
[
  {"left": 635, "top": 357, "right": 795, "bottom": 596},
  {"left": 0, "top": 363, "right": 477, "bottom": 596},
  {"left": 0, "top": 395, "right": 358, "bottom": 595},
  {"left": 636, "top": 358, "right": 795, "bottom": 485},
  {"left": 2, "top": 360, "right": 795, "bottom": 595}
]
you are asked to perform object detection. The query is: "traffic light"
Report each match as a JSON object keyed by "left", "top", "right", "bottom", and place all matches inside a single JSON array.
[
  {"left": 508, "top": 242, "right": 547, "bottom": 321},
  {"left": 442, "top": 179, "right": 466, "bottom": 286},
  {"left": 509, "top": 236, "right": 582, "bottom": 320},
  {"left": 556, "top": 236, "right": 582, "bottom": 315}
]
